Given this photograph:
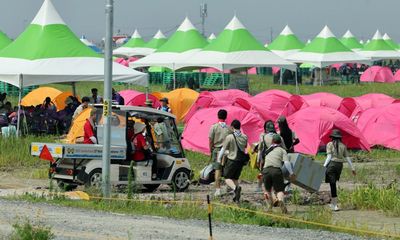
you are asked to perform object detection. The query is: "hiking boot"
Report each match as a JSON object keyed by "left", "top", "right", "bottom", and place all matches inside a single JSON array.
[
  {"left": 278, "top": 201, "right": 288, "bottom": 214},
  {"left": 233, "top": 186, "right": 242, "bottom": 202}
]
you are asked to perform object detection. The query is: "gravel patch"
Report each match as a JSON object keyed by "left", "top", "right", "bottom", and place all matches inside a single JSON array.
[{"left": 0, "top": 199, "right": 377, "bottom": 240}]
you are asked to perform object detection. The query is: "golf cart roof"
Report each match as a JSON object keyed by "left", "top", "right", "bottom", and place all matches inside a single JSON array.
[{"left": 93, "top": 104, "right": 176, "bottom": 119}]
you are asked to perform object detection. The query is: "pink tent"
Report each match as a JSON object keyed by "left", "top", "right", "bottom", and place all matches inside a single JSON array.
[
  {"left": 394, "top": 69, "right": 400, "bottom": 82},
  {"left": 247, "top": 67, "right": 257, "bottom": 75},
  {"left": 301, "top": 92, "right": 343, "bottom": 110},
  {"left": 182, "top": 106, "right": 264, "bottom": 154},
  {"left": 353, "top": 93, "right": 395, "bottom": 110},
  {"left": 184, "top": 90, "right": 251, "bottom": 122},
  {"left": 200, "top": 68, "right": 230, "bottom": 73},
  {"left": 338, "top": 97, "right": 363, "bottom": 121},
  {"left": 360, "top": 66, "right": 394, "bottom": 83},
  {"left": 357, "top": 103, "right": 400, "bottom": 150},
  {"left": 119, "top": 90, "right": 161, "bottom": 108},
  {"left": 128, "top": 57, "right": 139, "bottom": 62},
  {"left": 234, "top": 90, "right": 292, "bottom": 121},
  {"left": 272, "top": 67, "right": 280, "bottom": 75},
  {"left": 115, "top": 58, "right": 129, "bottom": 67},
  {"left": 286, "top": 107, "right": 370, "bottom": 155},
  {"left": 281, "top": 95, "right": 309, "bottom": 117}
]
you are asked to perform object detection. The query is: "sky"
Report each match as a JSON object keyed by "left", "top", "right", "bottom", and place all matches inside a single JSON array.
[{"left": 1, "top": 0, "right": 400, "bottom": 44}]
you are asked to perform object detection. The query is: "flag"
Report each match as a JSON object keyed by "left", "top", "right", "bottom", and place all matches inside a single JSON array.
[{"left": 39, "top": 145, "right": 55, "bottom": 163}]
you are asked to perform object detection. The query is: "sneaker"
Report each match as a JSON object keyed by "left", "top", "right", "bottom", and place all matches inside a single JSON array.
[
  {"left": 233, "top": 186, "right": 242, "bottom": 202},
  {"left": 214, "top": 188, "right": 221, "bottom": 197},
  {"left": 330, "top": 204, "right": 340, "bottom": 211}
]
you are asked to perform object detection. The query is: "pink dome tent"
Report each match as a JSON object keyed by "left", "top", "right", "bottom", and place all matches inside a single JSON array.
[
  {"left": 357, "top": 103, "right": 400, "bottom": 150},
  {"left": 393, "top": 69, "right": 400, "bottom": 82},
  {"left": 353, "top": 93, "right": 395, "bottom": 110},
  {"left": 281, "top": 95, "right": 309, "bottom": 117},
  {"left": 115, "top": 58, "right": 129, "bottom": 67},
  {"left": 286, "top": 107, "right": 370, "bottom": 155},
  {"left": 119, "top": 90, "right": 161, "bottom": 108},
  {"left": 234, "top": 90, "right": 292, "bottom": 121},
  {"left": 338, "top": 97, "right": 363, "bottom": 121},
  {"left": 301, "top": 92, "right": 343, "bottom": 110},
  {"left": 182, "top": 106, "right": 264, "bottom": 154},
  {"left": 360, "top": 66, "right": 394, "bottom": 83},
  {"left": 184, "top": 89, "right": 251, "bottom": 122}
]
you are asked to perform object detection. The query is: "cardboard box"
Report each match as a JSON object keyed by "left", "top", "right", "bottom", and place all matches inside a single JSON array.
[{"left": 282, "top": 153, "right": 325, "bottom": 192}]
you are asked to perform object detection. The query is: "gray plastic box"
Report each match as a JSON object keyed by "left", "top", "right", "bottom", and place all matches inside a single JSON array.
[{"left": 282, "top": 153, "right": 325, "bottom": 192}]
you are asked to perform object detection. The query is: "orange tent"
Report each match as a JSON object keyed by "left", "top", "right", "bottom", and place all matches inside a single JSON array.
[
  {"left": 65, "top": 108, "right": 91, "bottom": 144},
  {"left": 152, "top": 88, "right": 199, "bottom": 122},
  {"left": 21, "top": 87, "right": 62, "bottom": 108},
  {"left": 53, "top": 91, "right": 80, "bottom": 111}
]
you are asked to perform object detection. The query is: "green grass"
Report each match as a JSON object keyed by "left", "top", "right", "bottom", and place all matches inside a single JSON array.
[
  {"left": 339, "top": 183, "right": 400, "bottom": 217},
  {"left": 10, "top": 219, "right": 54, "bottom": 240}
]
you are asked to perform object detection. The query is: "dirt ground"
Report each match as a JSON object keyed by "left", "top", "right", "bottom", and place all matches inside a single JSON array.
[{"left": 0, "top": 170, "right": 399, "bottom": 237}]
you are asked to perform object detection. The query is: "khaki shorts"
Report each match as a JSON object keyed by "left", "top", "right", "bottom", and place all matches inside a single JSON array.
[{"left": 211, "top": 147, "right": 222, "bottom": 170}]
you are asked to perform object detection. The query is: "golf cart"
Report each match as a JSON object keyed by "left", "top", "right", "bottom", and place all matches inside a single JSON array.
[{"left": 31, "top": 105, "right": 192, "bottom": 192}]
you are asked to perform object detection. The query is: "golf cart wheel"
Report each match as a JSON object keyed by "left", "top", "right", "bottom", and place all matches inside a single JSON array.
[
  {"left": 143, "top": 184, "right": 160, "bottom": 192},
  {"left": 171, "top": 168, "right": 190, "bottom": 192},
  {"left": 57, "top": 180, "right": 78, "bottom": 191},
  {"left": 86, "top": 169, "right": 102, "bottom": 189}
]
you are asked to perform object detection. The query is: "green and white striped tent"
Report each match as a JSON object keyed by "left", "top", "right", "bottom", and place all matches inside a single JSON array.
[
  {"left": 0, "top": 0, "right": 147, "bottom": 88},
  {"left": 0, "top": 31, "right": 12, "bottom": 50},
  {"left": 268, "top": 25, "right": 305, "bottom": 58},
  {"left": 208, "top": 33, "right": 216, "bottom": 43},
  {"left": 383, "top": 33, "right": 399, "bottom": 50},
  {"left": 131, "top": 17, "right": 208, "bottom": 70},
  {"left": 286, "top": 26, "right": 369, "bottom": 67},
  {"left": 145, "top": 30, "right": 167, "bottom": 50},
  {"left": 340, "top": 30, "right": 363, "bottom": 51},
  {"left": 359, "top": 30, "right": 400, "bottom": 60},
  {"left": 113, "top": 29, "right": 148, "bottom": 57},
  {"left": 175, "top": 16, "right": 295, "bottom": 71}
]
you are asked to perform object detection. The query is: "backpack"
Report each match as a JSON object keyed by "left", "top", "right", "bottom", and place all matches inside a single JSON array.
[
  {"left": 199, "top": 163, "right": 215, "bottom": 184},
  {"left": 232, "top": 134, "right": 250, "bottom": 165}
]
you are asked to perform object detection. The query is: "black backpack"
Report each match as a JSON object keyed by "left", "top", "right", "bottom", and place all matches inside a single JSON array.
[{"left": 232, "top": 134, "right": 250, "bottom": 165}]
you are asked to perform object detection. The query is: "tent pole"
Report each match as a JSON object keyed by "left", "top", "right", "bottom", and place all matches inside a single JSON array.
[
  {"left": 102, "top": 0, "right": 114, "bottom": 198},
  {"left": 173, "top": 68, "right": 176, "bottom": 90},
  {"left": 320, "top": 67, "right": 322, "bottom": 86},
  {"left": 221, "top": 65, "right": 225, "bottom": 90},
  {"left": 71, "top": 82, "right": 76, "bottom": 97},
  {"left": 295, "top": 67, "right": 299, "bottom": 95},
  {"left": 16, "top": 74, "right": 23, "bottom": 137},
  {"left": 279, "top": 68, "right": 283, "bottom": 85}
]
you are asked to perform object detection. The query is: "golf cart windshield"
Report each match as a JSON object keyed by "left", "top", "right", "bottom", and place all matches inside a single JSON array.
[{"left": 127, "top": 110, "right": 184, "bottom": 158}]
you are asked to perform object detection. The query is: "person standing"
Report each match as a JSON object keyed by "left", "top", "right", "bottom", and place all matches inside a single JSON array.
[
  {"left": 217, "top": 120, "right": 248, "bottom": 202},
  {"left": 112, "top": 88, "right": 125, "bottom": 105},
  {"left": 209, "top": 109, "right": 229, "bottom": 197},
  {"left": 277, "top": 116, "right": 299, "bottom": 153},
  {"left": 262, "top": 134, "right": 295, "bottom": 213},
  {"left": 83, "top": 108, "right": 97, "bottom": 144},
  {"left": 324, "top": 129, "right": 356, "bottom": 211},
  {"left": 72, "top": 97, "right": 90, "bottom": 120},
  {"left": 158, "top": 98, "right": 172, "bottom": 113},
  {"left": 90, "top": 88, "right": 103, "bottom": 104}
]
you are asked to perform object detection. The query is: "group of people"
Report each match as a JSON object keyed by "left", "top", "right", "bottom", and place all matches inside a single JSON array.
[{"left": 208, "top": 108, "right": 357, "bottom": 213}]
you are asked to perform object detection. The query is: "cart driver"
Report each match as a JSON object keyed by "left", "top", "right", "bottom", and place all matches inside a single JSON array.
[{"left": 131, "top": 122, "right": 158, "bottom": 180}]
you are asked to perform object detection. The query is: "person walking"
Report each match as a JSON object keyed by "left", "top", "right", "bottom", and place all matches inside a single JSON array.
[
  {"left": 262, "top": 134, "right": 295, "bottom": 213},
  {"left": 256, "top": 120, "right": 285, "bottom": 193},
  {"left": 216, "top": 120, "right": 248, "bottom": 202},
  {"left": 323, "top": 129, "right": 356, "bottom": 211},
  {"left": 209, "top": 109, "right": 229, "bottom": 197}
]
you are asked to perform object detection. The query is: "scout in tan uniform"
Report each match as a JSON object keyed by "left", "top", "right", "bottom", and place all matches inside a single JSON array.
[
  {"left": 208, "top": 109, "right": 229, "bottom": 196},
  {"left": 256, "top": 121, "right": 285, "bottom": 193},
  {"left": 323, "top": 129, "right": 356, "bottom": 211},
  {"left": 277, "top": 116, "right": 299, "bottom": 153},
  {"left": 217, "top": 120, "right": 248, "bottom": 202},
  {"left": 262, "top": 134, "right": 295, "bottom": 213}
]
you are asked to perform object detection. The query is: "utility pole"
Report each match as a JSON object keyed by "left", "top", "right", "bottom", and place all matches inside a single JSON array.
[
  {"left": 200, "top": 3, "right": 208, "bottom": 37},
  {"left": 102, "top": 0, "right": 113, "bottom": 198}
]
